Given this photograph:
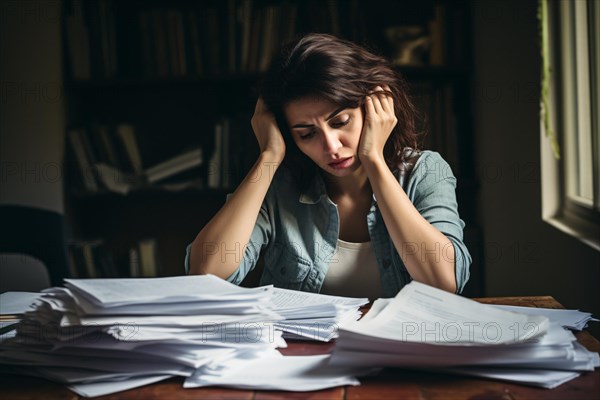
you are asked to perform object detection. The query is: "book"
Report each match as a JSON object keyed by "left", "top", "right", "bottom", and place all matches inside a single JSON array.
[
  {"left": 138, "top": 10, "right": 155, "bottom": 78},
  {"left": 95, "top": 163, "right": 143, "bottom": 195},
  {"left": 93, "top": 242, "right": 119, "bottom": 278},
  {"left": 67, "top": 129, "right": 99, "bottom": 193},
  {"left": 208, "top": 123, "right": 222, "bottom": 189},
  {"left": 166, "top": 10, "right": 187, "bottom": 77},
  {"left": 220, "top": 119, "right": 231, "bottom": 188},
  {"left": 258, "top": 5, "right": 277, "bottom": 72},
  {"left": 203, "top": 7, "right": 220, "bottom": 75},
  {"left": 64, "top": 0, "right": 91, "bottom": 80},
  {"left": 81, "top": 241, "right": 97, "bottom": 278},
  {"left": 247, "top": 5, "right": 263, "bottom": 72},
  {"left": 96, "top": 125, "right": 122, "bottom": 169},
  {"left": 68, "top": 240, "right": 118, "bottom": 278},
  {"left": 186, "top": 10, "right": 204, "bottom": 76},
  {"left": 428, "top": 3, "right": 445, "bottom": 66},
  {"left": 227, "top": 0, "right": 237, "bottom": 74},
  {"left": 128, "top": 246, "right": 140, "bottom": 278},
  {"left": 239, "top": 0, "right": 253, "bottom": 73},
  {"left": 138, "top": 238, "right": 159, "bottom": 278},
  {"left": 145, "top": 147, "right": 203, "bottom": 184},
  {"left": 97, "top": 0, "right": 117, "bottom": 79},
  {"left": 115, "top": 123, "right": 143, "bottom": 175},
  {"left": 67, "top": 241, "right": 88, "bottom": 278}
]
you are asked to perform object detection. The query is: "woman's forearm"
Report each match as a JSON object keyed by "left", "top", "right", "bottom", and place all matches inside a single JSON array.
[
  {"left": 188, "top": 151, "right": 280, "bottom": 278},
  {"left": 363, "top": 158, "right": 457, "bottom": 292}
]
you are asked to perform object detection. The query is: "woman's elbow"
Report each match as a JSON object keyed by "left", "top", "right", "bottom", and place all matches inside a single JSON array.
[
  {"left": 188, "top": 241, "right": 210, "bottom": 275},
  {"left": 442, "top": 276, "right": 457, "bottom": 293},
  {"left": 188, "top": 240, "right": 237, "bottom": 280}
]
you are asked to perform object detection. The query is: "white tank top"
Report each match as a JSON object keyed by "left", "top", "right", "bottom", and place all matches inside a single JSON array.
[{"left": 321, "top": 238, "right": 384, "bottom": 301}]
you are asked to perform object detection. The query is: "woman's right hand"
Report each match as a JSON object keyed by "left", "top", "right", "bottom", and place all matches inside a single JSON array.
[{"left": 251, "top": 98, "right": 286, "bottom": 163}]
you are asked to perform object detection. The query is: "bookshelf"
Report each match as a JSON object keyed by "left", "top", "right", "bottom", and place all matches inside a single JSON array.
[{"left": 62, "top": 0, "right": 480, "bottom": 294}]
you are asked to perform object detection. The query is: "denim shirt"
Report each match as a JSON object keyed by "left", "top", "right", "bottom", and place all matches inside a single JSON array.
[{"left": 185, "top": 150, "right": 471, "bottom": 296}]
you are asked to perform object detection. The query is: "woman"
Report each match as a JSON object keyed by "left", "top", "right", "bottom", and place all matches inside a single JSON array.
[{"left": 186, "top": 33, "right": 471, "bottom": 299}]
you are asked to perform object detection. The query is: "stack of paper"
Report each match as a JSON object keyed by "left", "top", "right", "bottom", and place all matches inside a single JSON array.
[
  {"left": 0, "top": 275, "right": 285, "bottom": 397},
  {"left": 270, "top": 287, "right": 368, "bottom": 341},
  {"left": 329, "top": 281, "right": 600, "bottom": 389}
]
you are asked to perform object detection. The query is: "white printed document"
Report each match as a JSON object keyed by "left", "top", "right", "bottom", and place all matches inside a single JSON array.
[
  {"left": 329, "top": 281, "right": 599, "bottom": 388},
  {"left": 340, "top": 281, "right": 549, "bottom": 345},
  {"left": 270, "top": 287, "right": 368, "bottom": 341}
]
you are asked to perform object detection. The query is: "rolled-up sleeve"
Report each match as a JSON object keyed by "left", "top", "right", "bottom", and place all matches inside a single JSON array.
[
  {"left": 184, "top": 193, "right": 273, "bottom": 285},
  {"left": 224, "top": 196, "right": 272, "bottom": 284},
  {"left": 407, "top": 152, "right": 471, "bottom": 293}
]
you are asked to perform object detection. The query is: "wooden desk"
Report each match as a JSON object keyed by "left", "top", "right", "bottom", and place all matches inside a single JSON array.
[{"left": 1, "top": 296, "right": 599, "bottom": 399}]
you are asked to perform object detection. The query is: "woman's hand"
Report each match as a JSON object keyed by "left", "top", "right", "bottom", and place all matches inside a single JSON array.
[
  {"left": 358, "top": 85, "right": 397, "bottom": 164},
  {"left": 251, "top": 97, "right": 286, "bottom": 163}
]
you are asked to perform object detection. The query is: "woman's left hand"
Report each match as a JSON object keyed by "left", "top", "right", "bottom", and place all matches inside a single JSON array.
[{"left": 358, "top": 85, "right": 397, "bottom": 164}]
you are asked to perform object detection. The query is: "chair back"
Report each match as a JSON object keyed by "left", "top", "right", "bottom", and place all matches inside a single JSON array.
[
  {"left": 0, "top": 253, "right": 51, "bottom": 292},
  {"left": 0, "top": 204, "right": 70, "bottom": 286}
]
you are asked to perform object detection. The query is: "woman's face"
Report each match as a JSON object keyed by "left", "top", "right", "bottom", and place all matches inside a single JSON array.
[{"left": 284, "top": 97, "right": 364, "bottom": 178}]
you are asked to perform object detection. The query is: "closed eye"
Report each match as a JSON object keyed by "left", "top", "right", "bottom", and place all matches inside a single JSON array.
[
  {"left": 299, "top": 130, "right": 316, "bottom": 140},
  {"left": 330, "top": 117, "right": 351, "bottom": 129}
]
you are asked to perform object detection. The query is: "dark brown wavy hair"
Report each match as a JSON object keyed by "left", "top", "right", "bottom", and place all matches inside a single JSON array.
[{"left": 259, "top": 33, "right": 424, "bottom": 183}]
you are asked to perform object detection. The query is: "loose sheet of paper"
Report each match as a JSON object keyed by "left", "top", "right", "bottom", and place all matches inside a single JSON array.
[
  {"left": 272, "top": 287, "right": 367, "bottom": 310},
  {"left": 185, "top": 353, "right": 363, "bottom": 391},
  {"left": 68, "top": 374, "right": 172, "bottom": 398},
  {"left": 0, "top": 292, "right": 42, "bottom": 315},
  {"left": 63, "top": 275, "right": 270, "bottom": 307},
  {"left": 491, "top": 304, "right": 598, "bottom": 331}
]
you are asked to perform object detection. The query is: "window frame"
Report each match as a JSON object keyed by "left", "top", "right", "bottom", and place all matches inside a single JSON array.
[{"left": 541, "top": 0, "right": 600, "bottom": 252}]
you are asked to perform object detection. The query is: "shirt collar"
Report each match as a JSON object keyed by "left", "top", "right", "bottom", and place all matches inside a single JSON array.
[
  {"left": 298, "top": 173, "right": 329, "bottom": 204},
  {"left": 298, "top": 172, "right": 380, "bottom": 206}
]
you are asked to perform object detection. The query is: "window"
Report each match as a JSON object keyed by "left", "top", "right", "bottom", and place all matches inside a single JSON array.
[{"left": 541, "top": 0, "right": 600, "bottom": 251}]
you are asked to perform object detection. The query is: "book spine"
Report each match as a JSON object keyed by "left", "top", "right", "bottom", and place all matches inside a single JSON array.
[
  {"left": 97, "top": 125, "right": 121, "bottom": 169},
  {"left": 151, "top": 9, "right": 170, "bottom": 78},
  {"left": 138, "top": 238, "right": 159, "bottom": 277},
  {"left": 187, "top": 11, "right": 204, "bottom": 76},
  {"left": 68, "top": 129, "right": 99, "bottom": 192},
  {"left": 227, "top": 0, "right": 237, "bottom": 74},
  {"left": 205, "top": 7, "right": 220, "bottom": 75},
  {"left": 89, "top": 240, "right": 119, "bottom": 277},
  {"left": 70, "top": 243, "right": 89, "bottom": 278},
  {"left": 129, "top": 246, "right": 140, "bottom": 278},
  {"left": 208, "top": 122, "right": 222, "bottom": 189},
  {"left": 82, "top": 242, "right": 97, "bottom": 278},
  {"left": 428, "top": 3, "right": 445, "bottom": 66},
  {"left": 138, "top": 10, "right": 155, "bottom": 78},
  {"left": 146, "top": 148, "right": 203, "bottom": 183},
  {"left": 64, "top": 0, "right": 91, "bottom": 80},
  {"left": 239, "top": 0, "right": 252, "bottom": 74},
  {"left": 221, "top": 118, "right": 231, "bottom": 189},
  {"left": 173, "top": 10, "right": 187, "bottom": 77},
  {"left": 66, "top": 242, "right": 80, "bottom": 278},
  {"left": 115, "top": 124, "right": 143, "bottom": 174}
]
